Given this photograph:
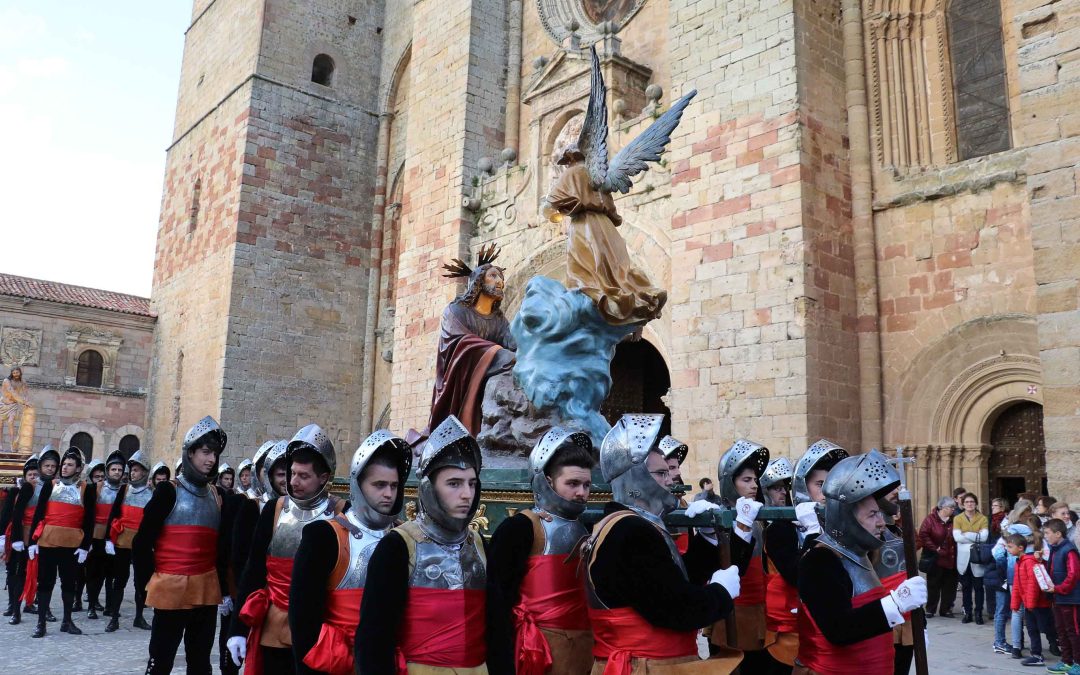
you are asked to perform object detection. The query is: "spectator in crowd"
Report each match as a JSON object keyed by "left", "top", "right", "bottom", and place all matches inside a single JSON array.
[
  {"left": 1005, "top": 499, "right": 1036, "bottom": 533},
  {"left": 918, "top": 496, "right": 958, "bottom": 618},
  {"left": 1038, "top": 496, "right": 1058, "bottom": 523},
  {"left": 692, "top": 477, "right": 721, "bottom": 505},
  {"left": 954, "top": 492, "right": 989, "bottom": 624},
  {"left": 992, "top": 526, "right": 1031, "bottom": 655},
  {"left": 954, "top": 487, "right": 969, "bottom": 509},
  {"left": 1014, "top": 528, "right": 1054, "bottom": 666},
  {"left": 991, "top": 498, "right": 1009, "bottom": 539},
  {"left": 1044, "top": 518, "right": 1080, "bottom": 675},
  {"left": 1051, "top": 503, "right": 1078, "bottom": 538}
]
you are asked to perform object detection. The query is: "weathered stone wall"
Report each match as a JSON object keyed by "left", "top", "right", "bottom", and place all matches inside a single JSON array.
[{"left": 0, "top": 299, "right": 152, "bottom": 457}]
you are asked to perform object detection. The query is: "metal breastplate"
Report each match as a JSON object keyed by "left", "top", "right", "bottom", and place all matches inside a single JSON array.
[
  {"left": 536, "top": 510, "right": 589, "bottom": 555},
  {"left": 164, "top": 479, "right": 220, "bottom": 528},
  {"left": 98, "top": 483, "right": 121, "bottom": 507},
  {"left": 335, "top": 515, "right": 387, "bottom": 590},
  {"left": 124, "top": 485, "right": 154, "bottom": 509},
  {"left": 841, "top": 555, "right": 883, "bottom": 596},
  {"left": 49, "top": 481, "right": 83, "bottom": 507},
  {"left": 268, "top": 495, "right": 335, "bottom": 558},
  {"left": 873, "top": 528, "right": 906, "bottom": 579},
  {"left": 750, "top": 521, "right": 764, "bottom": 557},
  {"left": 408, "top": 533, "right": 486, "bottom": 591},
  {"left": 27, "top": 484, "right": 42, "bottom": 510}
]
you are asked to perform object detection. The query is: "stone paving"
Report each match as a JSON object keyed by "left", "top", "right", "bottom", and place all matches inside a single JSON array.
[{"left": 0, "top": 569, "right": 1070, "bottom": 674}]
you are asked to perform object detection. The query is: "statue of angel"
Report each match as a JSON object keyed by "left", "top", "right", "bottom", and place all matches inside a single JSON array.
[{"left": 544, "top": 45, "right": 696, "bottom": 326}]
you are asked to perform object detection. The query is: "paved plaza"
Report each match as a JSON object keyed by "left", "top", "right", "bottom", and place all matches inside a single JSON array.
[{"left": 0, "top": 571, "right": 1065, "bottom": 673}]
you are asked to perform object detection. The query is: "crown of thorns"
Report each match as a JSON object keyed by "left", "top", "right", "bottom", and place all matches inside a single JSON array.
[{"left": 441, "top": 243, "right": 501, "bottom": 279}]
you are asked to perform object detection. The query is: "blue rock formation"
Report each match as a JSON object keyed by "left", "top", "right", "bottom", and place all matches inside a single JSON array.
[{"left": 510, "top": 276, "right": 636, "bottom": 446}]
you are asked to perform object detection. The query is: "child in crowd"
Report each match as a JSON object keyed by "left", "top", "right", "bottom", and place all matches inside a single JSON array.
[
  {"left": 1004, "top": 533, "right": 1029, "bottom": 658},
  {"left": 1013, "top": 529, "right": 1054, "bottom": 666},
  {"left": 1044, "top": 518, "right": 1080, "bottom": 675},
  {"left": 993, "top": 528, "right": 1030, "bottom": 654}
]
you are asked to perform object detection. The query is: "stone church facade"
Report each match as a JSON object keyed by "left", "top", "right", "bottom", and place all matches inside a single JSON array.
[{"left": 147, "top": 0, "right": 1080, "bottom": 516}]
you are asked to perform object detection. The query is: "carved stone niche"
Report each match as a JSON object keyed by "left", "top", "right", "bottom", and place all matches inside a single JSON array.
[{"left": 65, "top": 328, "right": 123, "bottom": 389}]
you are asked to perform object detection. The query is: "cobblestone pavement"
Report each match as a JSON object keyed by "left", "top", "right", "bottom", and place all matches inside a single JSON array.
[{"left": 0, "top": 569, "right": 1068, "bottom": 674}]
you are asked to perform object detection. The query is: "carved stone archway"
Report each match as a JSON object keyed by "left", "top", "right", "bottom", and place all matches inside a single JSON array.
[{"left": 61, "top": 422, "right": 106, "bottom": 461}]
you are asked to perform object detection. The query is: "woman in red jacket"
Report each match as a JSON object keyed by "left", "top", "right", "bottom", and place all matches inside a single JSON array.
[{"left": 917, "top": 496, "right": 958, "bottom": 618}]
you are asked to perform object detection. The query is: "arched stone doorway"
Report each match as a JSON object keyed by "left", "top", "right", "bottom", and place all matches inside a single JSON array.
[
  {"left": 988, "top": 402, "right": 1047, "bottom": 506},
  {"left": 601, "top": 340, "right": 671, "bottom": 437}
]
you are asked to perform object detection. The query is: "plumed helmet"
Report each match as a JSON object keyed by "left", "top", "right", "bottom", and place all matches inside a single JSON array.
[
  {"left": 285, "top": 424, "right": 336, "bottom": 509},
  {"left": 821, "top": 450, "right": 901, "bottom": 556},
  {"left": 23, "top": 453, "right": 39, "bottom": 475},
  {"left": 760, "top": 457, "right": 793, "bottom": 506},
  {"left": 417, "top": 415, "right": 482, "bottom": 538},
  {"left": 349, "top": 430, "right": 412, "bottom": 529},
  {"left": 658, "top": 435, "right": 688, "bottom": 464},
  {"left": 792, "top": 439, "right": 849, "bottom": 505},
  {"left": 717, "top": 439, "right": 770, "bottom": 506},
  {"left": 530, "top": 426, "right": 593, "bottom": 519},
  {"left": 601, "top": 414, "right": 677, "bottom": 517},
  {"left": 180, "top": 416, "right": 226, "bottom": 486},
  {"left": 262, "top": 440, "right": 289, "bottom": 497}
]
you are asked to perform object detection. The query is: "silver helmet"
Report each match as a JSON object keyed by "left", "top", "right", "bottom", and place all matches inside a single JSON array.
[
  {"left": 717, "top": 439, "right": 770, "bottom": 506},
  {"left": 251, "top": 440, "right": 277, "bottom": 494},
  {"left": 285, "top": 424, "right": 337, "bottom": 509},
  {"left": 127, "top": 450, "right": 150, "bottom": 487},
  {"left": 658, "top": 436, "right": 688, "bottom": 464},
  {"left": 86, "top": 457, "right": 105, "bottom": 479},
  {"left": 821, "top": 450, "right": 901, "bottom": 556},
  {"left": 216, "top": 461, "right": 234, "bottom": 489},
  {"left": 792, "top": 439, "right": 849, "bottom": 505},
  {"left": 349, "top": 430, "right": 412, "bottom": 529},
  {"left": 530, "top": 426, "right": 594, "bottom": 519},
  {"left": 38, "top": 445, "right": 59, "bottom": 478},
  {"left": 180, "top": 416, "right": 227, "bottom": 486},
  {"left": 417, "top": 415, "right": 482, "bottom": 540},
  {"left": 760, "top": 457, "right": 793, "bottom": 506},
  {"left": 151, "top": 461, "right": 171, "bottom": 479},
  {"left": 262, "top": 440, "right": 289, "bottom": 497},
  {"left": 105, "top": 450, "right": 126, "bottom": 487},
  {"left": 601, "top": 414, "right": 677, "bottom": 517},
  {"left": 236, "top": 458, "right": 254, "bottom": 492},
  {"left": 23, "top": 453, "right": 39, "bottom": 474}
]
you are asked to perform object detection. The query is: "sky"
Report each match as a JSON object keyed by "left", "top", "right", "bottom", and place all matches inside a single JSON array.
[{"left": 0, "top": 2, "right": 190, "bottom": 297}]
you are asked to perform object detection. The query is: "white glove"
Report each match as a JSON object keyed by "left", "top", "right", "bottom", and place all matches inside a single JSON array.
[
  {"left": 74, "top": 548, "right": 88, "bottom": 564},
  {"left": 735, "top": 497, "right": 763, "bottom": 528},
  {"left": 710, "top": 566, "right": 741, "bottom": 600},
  {"left": 10, "top": 540, "right": 22, "bottom": 552},
  {"left": 28, "top": 544, "right": 38, "bottom": 560},
  {"left": 795, "top": 502, "right": 821, "bottom": 534},
  {"left": 105, "top": 541, "right": 116, "bottom": 556},
  {"left": 880, "top": 576, "right": 928, "bottom": 627},
  {"left": 227, "top": 636, "right": 247, "bottom": 666},
  {"left": 684, "top": 500, "right": 722, "bottom": 518},
  {"left": 219, "top": 595, "right": 233, "bottom": 616}
]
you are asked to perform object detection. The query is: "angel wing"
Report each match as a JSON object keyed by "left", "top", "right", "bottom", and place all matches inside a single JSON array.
[
  {"left": 577, "top": 46, "right": 609, "bottom": 189},
  {"left": 601, "top": 88, "right": 698, "bottom": 194}
]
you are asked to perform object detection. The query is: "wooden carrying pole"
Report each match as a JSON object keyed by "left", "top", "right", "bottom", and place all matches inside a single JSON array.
[{"left": 895, "top": 447, "right": 929, "bottom": 675}]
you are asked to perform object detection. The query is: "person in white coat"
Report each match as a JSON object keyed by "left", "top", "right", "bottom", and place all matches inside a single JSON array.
[{"left": 953, "top": 492, "right": 989, "bottom": 624}]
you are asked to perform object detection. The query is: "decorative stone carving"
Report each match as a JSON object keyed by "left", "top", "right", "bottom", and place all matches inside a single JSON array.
[
  {"left": 65, "top": 327, "right": 123, "bottom": 389},
  {"left": 0, "top": 327, "right": 42, "bottom": 367},
  {"left": 535, "top": 0, "right": 648, "bottom": 47}
]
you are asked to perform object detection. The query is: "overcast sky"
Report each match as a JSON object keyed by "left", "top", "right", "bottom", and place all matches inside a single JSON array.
[{"left": 0, "top": 2, "right": 189, "bottom": 297}]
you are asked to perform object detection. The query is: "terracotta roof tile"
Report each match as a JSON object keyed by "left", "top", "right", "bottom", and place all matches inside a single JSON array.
[{"left": 0, "top": 273, "right": 154, "bottom": 318}]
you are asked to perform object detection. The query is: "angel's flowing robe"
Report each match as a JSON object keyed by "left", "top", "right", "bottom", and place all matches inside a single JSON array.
[{"left": 547, "top": 163, "right": 667, "bottom": 326}]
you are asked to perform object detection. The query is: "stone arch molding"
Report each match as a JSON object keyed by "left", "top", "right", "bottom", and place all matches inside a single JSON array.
[
  {"left": 61, "top": 422, "right": 106, "bottom": 461},
  {"left": 931, "top": 354, "right": 1042, "bottom": 446},
  {"left": 109, "top": 424, "right": 145, "bottom": 456}
]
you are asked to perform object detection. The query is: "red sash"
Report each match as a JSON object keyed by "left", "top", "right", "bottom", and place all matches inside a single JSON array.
[
  {"left": 32, "top": 501, "right": 84, "bottom": 539},
  {"left": 879, "top": 571, "right": 911, "bottom": 620},
  {"left": 588, "top": 606, "right": 697, "bottom": 675},
  {"left": 674, "top": 532, "right": 689, "bottom": 555},
  {"left": 395, "top": 588, "right": 486, "bottom": 673},
  {"left": 514, "top": 554, "right": 590, "bottom": 675},
  {"left": 110, "top": 504, "right": 145, "bottom": 543},
  {"left": 302, "top": 588, "right": 364, "bottom": 675},
  {"left": 94, "top": 502, "right": 111, "bottom": 526},
  {"left": 796, "top": 585, "right": 894, "bottom": 675},
  {"left": 22, "top": 555, "right": 38, "bottom": 604},
  {"left": 736, "top": 555, "right": 766, "bottom": 606},
  {"left": 239, "top": 556, "right": 293, "bottom": 675},
  {"left": 155, "top": 525, "right": 217, "bottom": 575},
  {"left": 764, "top": 572, "right": 799, "bottom": 633}
]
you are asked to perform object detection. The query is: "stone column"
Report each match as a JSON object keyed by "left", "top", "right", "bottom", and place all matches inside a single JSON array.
[{"left": 1015, "top": 2, "right": 1080, "bottom": 503}]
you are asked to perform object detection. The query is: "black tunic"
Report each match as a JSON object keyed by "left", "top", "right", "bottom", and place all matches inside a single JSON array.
[
  {"left": 289, "top": 519, "right": 341, "bottom": 675},
  {"left": 764, "top": 519, "right": 800, "bottom": 586},
  {"left": 229, "top": 495, "right": 280, "bottom": 638},
  {"left": 485, "top": 513, "right": 540, "bottom": 675},
  {"left": 9, "top": 482, "right": 35, "bottom": 543},
  {"left": 797, "top": 545, "right": 893, "bottom": 645}
]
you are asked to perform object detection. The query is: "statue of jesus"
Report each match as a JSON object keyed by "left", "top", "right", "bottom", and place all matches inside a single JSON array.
[{"left": 0, "top": 367, "right": 33, "bottom": 451}]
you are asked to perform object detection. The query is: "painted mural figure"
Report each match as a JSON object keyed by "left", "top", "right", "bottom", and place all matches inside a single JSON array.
[
  {"left": 0, "top": 366, "right": 34, "bottom": 451},
  {"left": 544, "top": 46, "right": 696, "bottom": 327},
  {"left": 409, "top": 244, "right": 517, "bottom": 445}
]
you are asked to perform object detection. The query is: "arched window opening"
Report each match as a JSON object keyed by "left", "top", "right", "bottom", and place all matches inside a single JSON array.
[
  {"left": 71, "top": 432, "right": 94, "bottom": 464},
  {"left": 601, "top": 340, "right": 672, "bottom": 437},
  {"left": 76, "top": 349, "right": 104, "bottom": 388},
  {"left": 119, "top": 434, "right": 140, "bottom": 460},
  {"left": 189, "top": 178, "right": 202, "bottom": 233},
  {"left": 311, "top": 54, "right": 335, "bottom": 86},
  {"left": 948, "top": 0, "right": 1011, "bottom": 160}
]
